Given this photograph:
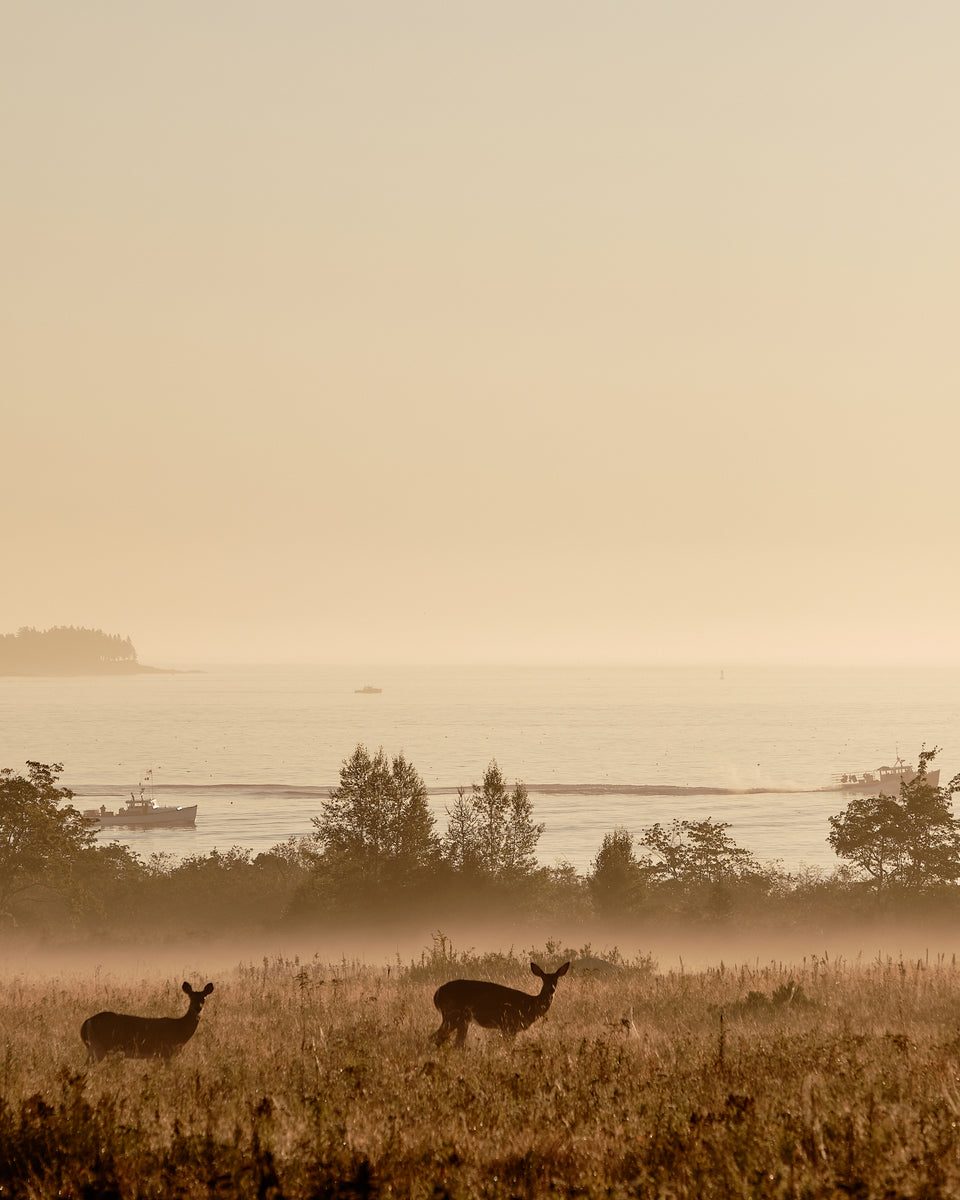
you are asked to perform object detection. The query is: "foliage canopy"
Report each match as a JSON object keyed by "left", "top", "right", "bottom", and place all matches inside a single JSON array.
[{"left": 7, "top": 740, "right": 960, "bottom": 939}]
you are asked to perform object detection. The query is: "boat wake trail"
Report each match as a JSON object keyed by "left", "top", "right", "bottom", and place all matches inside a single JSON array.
[{"left": 72, "top": 781, "right": 818, "bottom": 800}]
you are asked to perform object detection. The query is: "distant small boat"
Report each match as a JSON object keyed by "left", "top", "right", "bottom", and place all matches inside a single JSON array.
[
  {"left": 354, "top": 685, "right": 382, "bottom": 694},
  {"left": 83, "top": 778, "right": 197, "bottom": 828},
  {"left": 833, "top": 756, "right": 939, "bottom": 793}
]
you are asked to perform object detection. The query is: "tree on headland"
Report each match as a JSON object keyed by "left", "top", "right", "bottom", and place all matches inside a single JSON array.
[
  {"left": 0, "top": 626, "right": 138, "bottom": 675},
  {"left": 828, "top": 746, "right": 960, "bottom": 891}
]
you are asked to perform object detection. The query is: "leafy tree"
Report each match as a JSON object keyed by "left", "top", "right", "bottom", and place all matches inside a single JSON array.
[
  {"left": 386, "top": 752, "right": 439, "bottom": 874},
  {"left": 638, "top": 817, "right": 758, "bottom": 888},
  {"left": 588, "top": 826, "right": 648, "bottom": 916},
  {"left": 442, "top": 760, "right": 544, "bottom": 881},
  {"left": 828, "top": 746, "right": 960, "bottom": 891},
  {"left": 0, "top": 761, "right": 97, "bottom": 923},
  {"left": 826, "top": 793, "right": 904, "bottom": 890},
  {"left": 311, "top": 744, "right": 439, "bottom": 891},
  {"left": 441, "top": 787, "right": 483, "bottom": 876},
  {"left": 502, "top": 773, "right": 543, "bottom": 878}
]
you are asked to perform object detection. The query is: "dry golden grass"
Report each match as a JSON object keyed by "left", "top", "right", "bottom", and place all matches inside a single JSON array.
[{"left": 4, "top": 945, "right": 960, "bottom": 1197}]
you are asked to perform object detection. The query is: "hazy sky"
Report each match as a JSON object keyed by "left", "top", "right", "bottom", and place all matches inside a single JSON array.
[{"left": 5, "top": 3, "right": 959, "bottom": 666}]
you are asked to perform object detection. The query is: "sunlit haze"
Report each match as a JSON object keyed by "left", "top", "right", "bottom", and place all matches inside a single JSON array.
[{"left": 5, "top": 3, "right": 959, "bottom": 667}]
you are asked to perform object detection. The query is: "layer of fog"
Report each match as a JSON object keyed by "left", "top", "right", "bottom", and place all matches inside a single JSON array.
[{"left": 3, "top": 916, "right": 957, "bottom": 983}]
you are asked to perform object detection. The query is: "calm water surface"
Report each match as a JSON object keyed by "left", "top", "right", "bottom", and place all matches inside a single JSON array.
[{"left": 2, "top": 663, "right": 958, "bottom": 873}]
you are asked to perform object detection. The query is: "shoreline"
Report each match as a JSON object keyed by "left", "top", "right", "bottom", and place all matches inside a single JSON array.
[{"left": 0, "top": 664, "right": 199, "bottom": 677}]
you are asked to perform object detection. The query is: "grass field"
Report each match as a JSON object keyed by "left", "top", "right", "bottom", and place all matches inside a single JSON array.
[{"left": 3, "top": 940, "right": 960, "bottom": 1198}]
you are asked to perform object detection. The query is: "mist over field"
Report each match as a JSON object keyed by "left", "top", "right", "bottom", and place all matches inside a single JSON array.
[{"left": 4, "top": 913, "right": 958, "bottom": 988}]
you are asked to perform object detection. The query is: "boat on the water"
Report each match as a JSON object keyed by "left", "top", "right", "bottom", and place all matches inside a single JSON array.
[
  {"left": 83, "top": 785, "right": 197, "bottom": 829},
  {"left": 354, "top": 684, "right": 382, "bottom": 694},
  {"left": 834, "top": 757, "right": 940, "bottom": 793}
]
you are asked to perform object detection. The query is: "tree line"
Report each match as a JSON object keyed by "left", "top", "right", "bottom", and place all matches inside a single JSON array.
[
  {"left": 0, "top": 626, "right": 138, "bottom": 674},
  {"left": 2, "top": 745, "right": 960, "bottom": 941}
]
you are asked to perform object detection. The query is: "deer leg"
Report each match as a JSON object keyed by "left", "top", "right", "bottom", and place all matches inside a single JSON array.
[{"left": 453, "top": 1017, "right": 470, "bottom": 1048}]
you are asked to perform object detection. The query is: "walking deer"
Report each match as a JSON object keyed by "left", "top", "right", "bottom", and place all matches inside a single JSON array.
[
  {"left": 431, "top": 961, "right": 569, "bottom": 1047},
  {"left": 81, "top": 981, "right": 214, "bottom": 1063}
]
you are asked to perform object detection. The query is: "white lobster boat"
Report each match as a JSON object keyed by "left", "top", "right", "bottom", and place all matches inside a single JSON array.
[{"left": 83, "top": 779, "right": 197, "bottom": 828}]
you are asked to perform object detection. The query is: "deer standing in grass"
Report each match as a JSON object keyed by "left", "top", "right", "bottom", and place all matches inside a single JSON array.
[
  {"left": 431, "top": 961, "right": 569, "bottom": 1047},
  {"left": 81, "top": 981, "right": 214, "bottom": 1063}
]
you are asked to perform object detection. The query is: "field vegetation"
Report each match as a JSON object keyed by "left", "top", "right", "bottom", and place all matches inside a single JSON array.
[{"left": 4, "top": 940, "right": 960, "bottom": 1197}]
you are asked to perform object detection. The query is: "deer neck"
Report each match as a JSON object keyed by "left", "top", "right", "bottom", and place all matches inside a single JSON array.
[
  {"left": 531, "top": 984, "right": 555, "bottom": 1015},
  {"left": 180, "top": 1001, "right": 204, "bottom": 1032}
]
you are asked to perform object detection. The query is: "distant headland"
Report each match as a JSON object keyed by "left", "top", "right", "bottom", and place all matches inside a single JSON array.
[{"left": 0, "top": 626, "right": 186, "bottom": 676}]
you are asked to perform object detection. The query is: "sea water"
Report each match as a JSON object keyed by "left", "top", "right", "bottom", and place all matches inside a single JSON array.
[{"left": 2, "top": 663, "right": 958, "bottom": 874}]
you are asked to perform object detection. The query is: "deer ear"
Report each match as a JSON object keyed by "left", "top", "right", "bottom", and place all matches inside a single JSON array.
[
  {"left": 557, "top": 962, "right": 570, "bottom": 976},
  {"left": 203, "top": 983, "right": 214, "bottom": 996},
  {"left": 182, "top": 981, "right": 191, "bottom": 994},
  {"left": 531, "top": 962, "right": 544, "bottom": 977}
]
